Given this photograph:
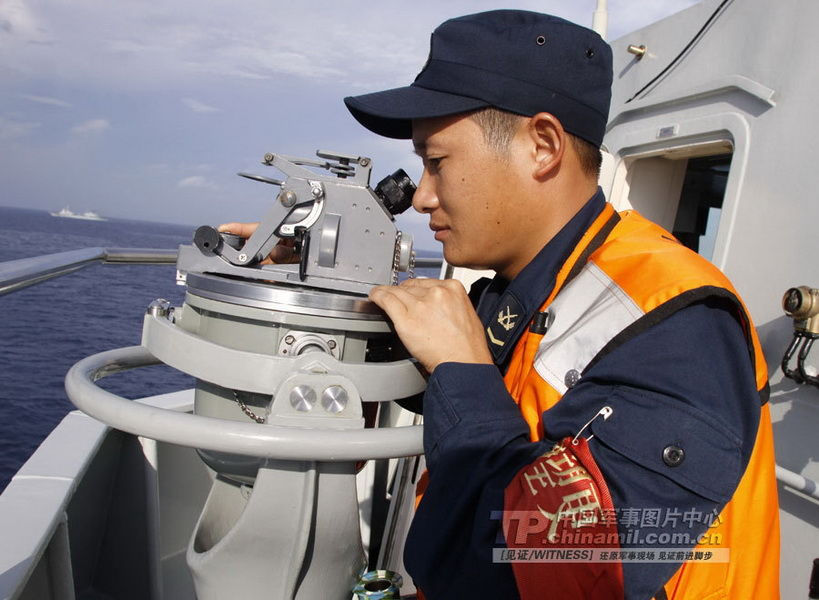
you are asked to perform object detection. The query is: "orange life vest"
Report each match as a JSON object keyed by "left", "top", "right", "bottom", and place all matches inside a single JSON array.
[{"left": 502, "top": 203, "right": 780, "bottom": 599}]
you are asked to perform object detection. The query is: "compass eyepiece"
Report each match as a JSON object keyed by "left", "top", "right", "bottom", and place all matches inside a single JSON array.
[{"left": 375, "top": 169, "right": 416, "bottom": 215}]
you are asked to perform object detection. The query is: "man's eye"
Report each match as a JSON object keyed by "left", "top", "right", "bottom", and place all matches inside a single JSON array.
[{"left": 426, "top": 157, "right": 442, "bottom": 171}]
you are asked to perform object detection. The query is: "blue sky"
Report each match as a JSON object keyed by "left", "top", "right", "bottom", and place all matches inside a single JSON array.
[{"left": 0, "top": 0, "right": 699, "bottom": 251}]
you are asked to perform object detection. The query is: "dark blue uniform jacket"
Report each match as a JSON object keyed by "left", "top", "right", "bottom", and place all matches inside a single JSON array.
[{"left": 403, "top": 191, "right": 760, "bottom": 600}]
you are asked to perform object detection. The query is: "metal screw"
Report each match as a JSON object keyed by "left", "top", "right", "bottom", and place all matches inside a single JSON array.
[
  {"left": 359, "top": 157, "right": 370, "bottom": 167},
  {"left": 263, "top": 153, "right": 275, "bottom": 164},
  {"left": 328, "top": 339, "right": 337, "bottom": 350},
  {"left": 238, "top": 253, "right": 248, "bottom": 263},
  {"left": 290, "top": 385, "right": 317, "bottom": 412},
  {"left": 284, "top": 335, "right": 295, "bottom": 345},
  {"left": 321, "top": 385, "right": 348, "bottom": 414},
  {"left": 311, "top": 185, "right": 323, "bottom": 199},
  {"left": 279, "top": 190, "right": 297, "bottom": 207},
  {"left": 147, "top": 298, "right": 171, "bottom": 317},
  {"left": 627, "top": 44, "right": 647, "bottom": 58}
]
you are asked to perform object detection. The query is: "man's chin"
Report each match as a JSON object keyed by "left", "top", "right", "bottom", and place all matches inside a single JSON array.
[{"left": 442, "top": 250, "right": 492, "bottom": 272}]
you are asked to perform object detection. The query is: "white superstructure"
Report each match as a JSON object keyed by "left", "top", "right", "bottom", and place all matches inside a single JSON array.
[{"left": 50, "top": 207, "right": 107, "bottom": 221}]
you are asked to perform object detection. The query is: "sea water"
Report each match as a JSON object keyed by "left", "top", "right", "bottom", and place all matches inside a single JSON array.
[{"left": 0, "top": 206, "right": 195, "bottom": 492}]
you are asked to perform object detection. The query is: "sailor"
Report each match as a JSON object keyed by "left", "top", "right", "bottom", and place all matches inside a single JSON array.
[{"left": 345, "top": 10, "right": 780, "bottom": 600}]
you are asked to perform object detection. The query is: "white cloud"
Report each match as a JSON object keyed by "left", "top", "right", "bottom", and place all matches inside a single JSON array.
[
  {"left": 182, "top": 97, "right": 219, "bottom": 113},
  {"left": 71, "top": 118, "right": 109, "bottom": 134},
  {"left": 0, "top": 0, "right": 45, "bottom": 44},
  {"left": 178, "top": 175, "right": 217, "bottom": 189},
  {"left": 0, "top": 1, "right": 705, "bottom": 93},
  {"left": 0, "top": 115, "right": 40, "bottom": 139},
  {"left": 20, "top": 94, "right": 71, "bottom": 108}
]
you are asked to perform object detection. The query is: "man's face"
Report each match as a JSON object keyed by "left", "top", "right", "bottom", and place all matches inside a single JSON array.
[{"left": 412, "top": 114, "right": 529, "bottom": 278}]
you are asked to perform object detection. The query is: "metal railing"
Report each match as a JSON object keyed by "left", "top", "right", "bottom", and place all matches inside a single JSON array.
[{"left": 0, "top": 247, "right": 178, "bottom": 296}]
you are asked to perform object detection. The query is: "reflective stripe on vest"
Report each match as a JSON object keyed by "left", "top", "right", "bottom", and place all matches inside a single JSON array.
[{"left": 533, "top": 261, "right": 644, "bottom": 395}]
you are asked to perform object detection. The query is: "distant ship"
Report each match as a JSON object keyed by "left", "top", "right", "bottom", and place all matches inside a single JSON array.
[{"left": 49, "top": 206, "right": 107, "bottom": 221}]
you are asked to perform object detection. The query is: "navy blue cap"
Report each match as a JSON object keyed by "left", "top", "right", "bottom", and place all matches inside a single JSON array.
[{"left": 344, "top": 10, "right": 612, "bottom": 147}]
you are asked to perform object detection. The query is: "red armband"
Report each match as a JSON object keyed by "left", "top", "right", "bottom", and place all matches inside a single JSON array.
[{"left": 502, "top": 437, "right": 624, "bottom": 600}]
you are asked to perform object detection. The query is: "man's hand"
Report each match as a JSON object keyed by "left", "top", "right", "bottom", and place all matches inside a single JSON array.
[
  {"left": 369, "top": 278, "right": 493, "bottom": 373},
  {"left": 217, "top": 222, "right": 299, "bottom": 264}
]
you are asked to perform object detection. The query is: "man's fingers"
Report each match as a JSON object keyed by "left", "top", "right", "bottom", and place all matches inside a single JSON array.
[
  {"left": 369, "top": 286, "right": 411, "bottom": 320},
  {"left": 215, "top": 225, "right": 300, "bottom": 264},
  {"left": 400, "top": 277, "right": 442, "bottom": 287},
  {"left": 370, "top": 280, "right": 491, "bottom": 372},
  {"left": 400, "top": 277, "right": 466, "bottom": 292},
  {"left": 268, "top": 242, "right": 299, "bottom": 264},
  {"left": 217, "top": 222, "right": 259, "bottom": 238}
]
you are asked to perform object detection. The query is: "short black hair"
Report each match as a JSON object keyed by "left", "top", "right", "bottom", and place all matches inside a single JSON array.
[
  {"left": 569, "top": 133, "right": 603, "bottom": 179},
  {"left": 469, "top": 107, "right": 602, "bottom": 178}
]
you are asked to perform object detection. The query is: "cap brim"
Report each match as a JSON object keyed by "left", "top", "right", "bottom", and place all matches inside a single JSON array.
[{"left": 344, "top": 84, "right": 489, "bottom": 139}]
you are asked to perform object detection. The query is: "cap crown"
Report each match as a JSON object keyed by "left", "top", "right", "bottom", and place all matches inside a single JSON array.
[
  {"left": 414, "top": 10, "right": 612, "bottom": 145},
  {"left": 344, "top": 10, "right": 613, "bottom": 146}
]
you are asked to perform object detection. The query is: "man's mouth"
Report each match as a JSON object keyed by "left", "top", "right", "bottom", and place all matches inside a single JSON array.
[{"left": 429, "top": 223, "right": 450, "bottom": 241}]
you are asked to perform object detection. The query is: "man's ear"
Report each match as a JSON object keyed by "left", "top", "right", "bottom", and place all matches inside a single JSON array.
[{"left": 527, "top": 112, "right": 565, "bottom": 179}]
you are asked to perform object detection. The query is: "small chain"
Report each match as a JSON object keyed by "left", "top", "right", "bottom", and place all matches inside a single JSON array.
[
  {"left": 392, "top": 231, "right": 416, "bottom": 283},
  {"left": 232, "top": 390, "right": 266, "bottom": 423},
  {"left": 392, "top": 231, "right": 402, "bottom": 285}
]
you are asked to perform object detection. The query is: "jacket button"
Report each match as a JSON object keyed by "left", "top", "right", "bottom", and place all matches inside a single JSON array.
[
  {"left": 564, "top": 369, "right": 581, "bottom": 389},
  {"left": 662, "top": 445, "right": 685, "bottom": 467}
]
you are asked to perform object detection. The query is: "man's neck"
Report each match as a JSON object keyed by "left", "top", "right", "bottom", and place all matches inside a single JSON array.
[{"left": 498, "top": 178, "right": 599, "bottom": 280}]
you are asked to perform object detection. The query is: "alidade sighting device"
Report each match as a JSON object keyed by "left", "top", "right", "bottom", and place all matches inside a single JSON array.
[
  {"left": 67, "top": 150, "right": 427, "bottom": 600},
  {"left": 178, "top": 150, "right": 417, "bottom": 294},
  {"left": 162, "top": 151, "right": 422, "bottom": 599}
]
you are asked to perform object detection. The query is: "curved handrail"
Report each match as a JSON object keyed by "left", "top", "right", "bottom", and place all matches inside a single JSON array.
[{"left": 65, "top": 345, "right": 424, "bottom": 460}]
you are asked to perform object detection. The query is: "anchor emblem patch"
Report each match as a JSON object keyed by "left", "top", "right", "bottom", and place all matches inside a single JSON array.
[
  {"left": 497, "top": 306, "right": 519, "bottom": 331},
  {"left": 484, "top": 293, "right": 524, "bottom": 359}
]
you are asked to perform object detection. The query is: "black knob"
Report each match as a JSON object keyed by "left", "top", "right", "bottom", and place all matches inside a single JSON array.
[
  {"left": 375, "top": 169, "right": 416, "bottom": 215},
  {"left": 194, "top": 225, "right": 222, "bottom": 255}
]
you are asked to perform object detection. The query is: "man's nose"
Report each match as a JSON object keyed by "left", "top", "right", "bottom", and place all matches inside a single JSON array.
[{"left": 412, "top": 170, "right": 439, "bottom": 214}]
